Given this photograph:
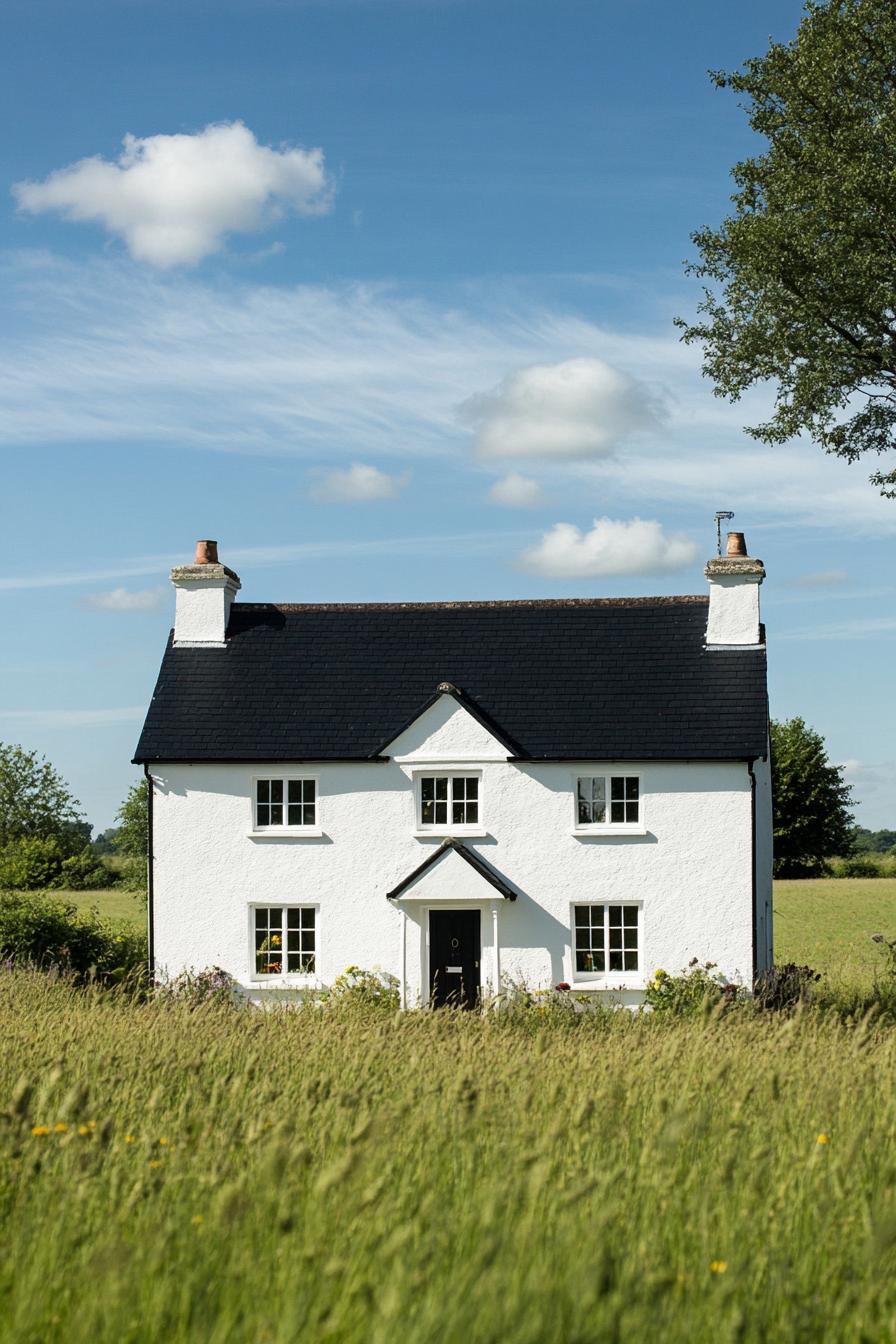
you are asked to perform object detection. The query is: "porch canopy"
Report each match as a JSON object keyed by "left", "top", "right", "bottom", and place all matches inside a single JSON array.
[{"left": 386, "top": 838, "right": 517, "bottom": 903}]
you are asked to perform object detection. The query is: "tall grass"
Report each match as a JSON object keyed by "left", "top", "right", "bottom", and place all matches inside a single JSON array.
[{"left": 2, "top": 971, "right": 896, "bottom": 1343}]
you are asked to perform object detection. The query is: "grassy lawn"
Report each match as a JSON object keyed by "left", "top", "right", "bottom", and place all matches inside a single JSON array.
[
  {"left": 773, "top": 877, "right": 896, "bottom": 985},
  {"left": 54, "top": 888, "right": 145, "bottom": 929},
  {"left": 2, "top": 971, "right": 896, "bottom": 1344}
]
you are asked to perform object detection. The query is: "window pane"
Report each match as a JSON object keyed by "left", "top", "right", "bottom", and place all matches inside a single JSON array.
[
  {"left": 257, "top": 780, "right": 269, "bottom": 803},
  {"left": 452, "top": 801, "right": 465, "bottom": 825},
  {"left": 623, "top": 950, "right": 638, "bottom": 971},
  {"left": 270, "top": 803, "right": 283, "bottom": 826},
  {"left": 287, "top": 909, "right": 301, "bottom": 930},
  {"left": 303, "top": 805, "right": 315, "bottom": 826},
  {"left": 466, "top": 802, "right": 478, "bottom": 824},
  {"left": 301, "top": 909, "right": 314, "bottom": 929},
  {"left": 610, "top": 801, "right": 625, "bottom": 823},
  {"left": 271, "top": 780, "right": 283, "bottom": 804},
  {"left": 421, "top": 778, "right": 434, "bottom": 801},
  {"left": 435, "top": 778, "right": 448, "bottom": 800},
  {"left": 257, "top": 804, "right": 270, "bottom": 827},
  {"left": 422, "top": 799, "right": 435, "bottom": 824},
  {"left": 626, "top": 778, "right": 639, "bottom": 802},
  {"left": 574, "top": 905, "right": 590, "bottom": 928},
  {"left": 609, "top": 950, "right": 623, "bottom": 971},
  {"left": 610, "top": 777, "right": 624, "bottom": 801},
  {"left": 435, "top": 800, "right": 447, "bottom": 824},
  {"left": 465, "top": 777, "right": 478, "bottom": 800},
  {"left": 287, "top": 805, "right": 301, "bottom": 826}
]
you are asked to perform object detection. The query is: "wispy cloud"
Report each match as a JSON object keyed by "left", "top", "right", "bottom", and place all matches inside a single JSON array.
[
  {"left": 519, "top": 516, "right": 698, "bottom": 579},
  {"left": 1, "top": 252, "right": 895, "bottom": 535},
  {"left": 783, "top": 569, "right": 849, "bottom": 589},
  {"left": 0, "top": 706, "right": 145, "bottom": 728},
  {"left": 310, "top": 462, "right": 409, "bottom": 502},
  {"left": 777, "top": 615, "right": 896, "bottom": 641},
  {"left": 13, "top": 123, "right": 332, "bottom": 267},
  {"left": 81, "top": 585, "right": 167, "bottom": 612},
  {"left": 0, "top": 530, "right": 535, "bottom": 593}
]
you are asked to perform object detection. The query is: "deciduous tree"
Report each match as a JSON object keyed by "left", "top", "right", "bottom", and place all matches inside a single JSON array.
[
  {"left": 678, "top": 0, "right": 896, "bottom": 494},
  {"left": 770, "top": 717, "right": 855, "bottom": 876}
]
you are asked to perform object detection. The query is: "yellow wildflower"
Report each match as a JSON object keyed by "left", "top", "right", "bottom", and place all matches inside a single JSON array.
[
  {"left": 709, "top": 1261, "right": 727, "bottom": 1274},
  {"left": 816, "top": 1133, "right": 829, "bottom": 1145},
  {"left": 54, "top": 1123, "right": 68, "bottom": 1134},
  {"left": 78, "top": 1125, "right": 90, "bottom": 1136},
  {"left": 31, "top": 1125, "right": 50, "bottom": 1137},
  {"left": 87, "top": 1120, "right": 97, "bottom": 1130},
  {"left": 159, "top": 1137, "right": 169, "bottom": 1146},
  {"left": 124, "top": 1134, "right": 136, "bottom": 1144},
  {"left": 191, "top": 1215, "right": 204, "bottom": 1226},
  {"left": 148, "top": 1159, "right": 162, "bottom": 1169}
]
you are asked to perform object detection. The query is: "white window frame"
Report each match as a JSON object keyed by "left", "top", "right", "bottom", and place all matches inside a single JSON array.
[
  {"left": 569, "top": 901, "right": 642, "bottom": 985},
  {"left": 571, "top": 772, "right": 645, "bottom": 835},
  {"left": 249, "top": 774, "right": 321, "bottom": 838},
  {"left": 248, "top": 903, "right": 318, "bottom": 982},
  {"left": 412, "top": 768, "right": 486, "bottom": 837}
]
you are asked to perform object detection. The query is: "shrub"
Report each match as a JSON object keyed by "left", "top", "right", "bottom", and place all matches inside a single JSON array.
[
  {"left": 754, "top": 963, "right": 821, "bottom": 1011},
  {"left": 329, "top": 965, "right": 400, "bottom": 1010},
  {"left": 643, "top": 960, "right": 739, "bottom": 1017},
  {"left": 871, "top": 933, "right": 896, "bottom": 979},
  {"left": 59, "top": 847, "right": 115, "bottom": 891},
  {"left": 0, "top": 889, "right": 146, "bottom": 984},
  {"left": 0, "top": 835, "right": 67, "bottom": 890},
  {"left": 837, "top": 854, "right": 885, "bottom": 879}
]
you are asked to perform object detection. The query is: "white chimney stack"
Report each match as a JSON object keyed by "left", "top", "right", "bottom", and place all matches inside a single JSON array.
[
  {"left": 704, "top": 532, "right": 765, "bottom": 646},
  {"left": 170, "top": 540, "right": 241, "bottom": 646}
]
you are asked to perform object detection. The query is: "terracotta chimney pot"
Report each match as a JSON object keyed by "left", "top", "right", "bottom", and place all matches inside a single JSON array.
[
  {"left": 194, "top": 539, "right": 219, "bottom": 565},
  {"left": 726, "top": 532, "right": 748, "bottom": 558}
]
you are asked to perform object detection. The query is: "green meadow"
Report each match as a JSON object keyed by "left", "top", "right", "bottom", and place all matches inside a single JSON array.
[{"left": 1, "top": 878, "right": 895, "bottom": 1343}]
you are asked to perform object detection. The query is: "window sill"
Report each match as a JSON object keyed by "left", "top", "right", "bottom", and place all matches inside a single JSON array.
[
  {"left": 572, "top": 826, "right": 647, "bottom": 838},
  {"left": 249, "top": 975, "right": 317, "bottom": 985},
  {"left": 413, "top": 828, "right": 489, "bottom": 839},
  {"left": 570, "top": 979, "right": 645, "bottom": 992},
  {"left": 247, "top": 828, "right": 324, "bottom": 840}
]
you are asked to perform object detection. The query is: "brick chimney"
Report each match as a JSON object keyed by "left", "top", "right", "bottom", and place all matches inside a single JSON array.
[
  {"left": 170, "top": 540, "right": 241, "bottom": 646},
  {"left": 704, "top": 532, "right": 765, "bottom": 646}
]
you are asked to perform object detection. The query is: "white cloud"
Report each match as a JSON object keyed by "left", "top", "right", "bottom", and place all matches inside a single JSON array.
[
  {"left": 13, "top": 122, "right": 331, "bottom": 267},
  {"left": 460, "top": 357, "right": 663, "bottom": 460},
  {"left": 488, "top": 472, "right": 546, "bottom": 508},
  {"left": 310, "top": 462, "right": 409, "bottom": 502},
  {"left": 81, "top": 585, "right": 166, "bottom": 611},
  {"left": 519, "top": 516, "right": 698, "bottom": 579}
]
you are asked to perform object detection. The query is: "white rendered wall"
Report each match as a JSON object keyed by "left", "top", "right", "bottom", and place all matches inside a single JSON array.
[
  {"left": 753, "top": 750, "right": 774, "bottom": 972},
  {"left": 706, "top": 577, "right": 762, "bottom": 645},
  {"left": 150, "top": 736, "right": 761, "bottom": 1002}
]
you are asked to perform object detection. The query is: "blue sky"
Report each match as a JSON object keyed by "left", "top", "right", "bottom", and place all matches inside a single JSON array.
[{"left": 1, "top": 0, "right": 893, "bottom": 832}]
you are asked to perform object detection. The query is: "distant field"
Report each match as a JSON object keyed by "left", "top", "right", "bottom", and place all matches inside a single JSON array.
[
  {"left": 41, "top": 881, "right": 896, "bottom": 981},
  {"left": 53, "top": 889, "right": 144, "bottom": 929},
  {"left": 773, "top": 877, "right": 896, "bottom": 984}
]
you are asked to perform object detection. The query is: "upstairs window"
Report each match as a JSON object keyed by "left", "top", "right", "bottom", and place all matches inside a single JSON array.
[
  {"left": 574, "top": 904, "right": 639, "bottom": 975},
  {"left": 576, "top": 775, "right": 640, "bottom": 827},
  {"left": 254, "top": 906, "right": 315, "bottom": 976},
  {"left": 419, "top": 774, "right": 479, "bottom": 828},
  {"left": 255, "top": 778, "right": 316, "bottom": 829}
]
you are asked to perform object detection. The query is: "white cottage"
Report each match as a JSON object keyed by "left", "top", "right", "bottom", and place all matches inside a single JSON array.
[{"left": 134, "top": 533, "right": 773, "bottom": 1006}]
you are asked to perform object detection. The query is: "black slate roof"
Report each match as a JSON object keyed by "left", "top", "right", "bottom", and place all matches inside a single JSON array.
[{"left": 133, "top": 597, "right": 768, "bottom": 764}]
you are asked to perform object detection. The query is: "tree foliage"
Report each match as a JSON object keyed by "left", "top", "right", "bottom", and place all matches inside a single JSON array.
[
  {"left": 770, "top": 717, "right": 855, "bottom": 876},
  {"left": 0, "top": 742, "right": 86, "bottom": 856},
  {"left": 678, "top": 0, "right": 896, "bottom": 493},
  {"left": 115, "top": 779, "right": 148, "bottom": 860}
]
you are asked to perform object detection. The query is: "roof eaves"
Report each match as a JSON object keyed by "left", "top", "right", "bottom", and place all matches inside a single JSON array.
[{"left": 385, "top": 837, "right": 517, "bottom": 901}]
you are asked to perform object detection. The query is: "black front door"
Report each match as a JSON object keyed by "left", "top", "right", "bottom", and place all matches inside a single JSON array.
[{"left": 429, "top": 909, "right": 481, "bottom": 1009}]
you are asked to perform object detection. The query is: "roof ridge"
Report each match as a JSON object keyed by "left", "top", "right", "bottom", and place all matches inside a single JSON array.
[{"left": 232, "top": 596, "right": 709, "bottom": 612}]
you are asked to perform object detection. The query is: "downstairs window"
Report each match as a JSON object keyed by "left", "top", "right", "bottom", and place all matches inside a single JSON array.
[
  {"left": 253, "top": 906, "right": 316, "bottom": 976},
  {"left": 573, "top": 904, "right": 640, "bottom": 976}
]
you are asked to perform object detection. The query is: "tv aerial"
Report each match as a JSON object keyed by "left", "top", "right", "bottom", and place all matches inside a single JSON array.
[{"left": 714, "top": 511, "right": 734, "bottom": 556}]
